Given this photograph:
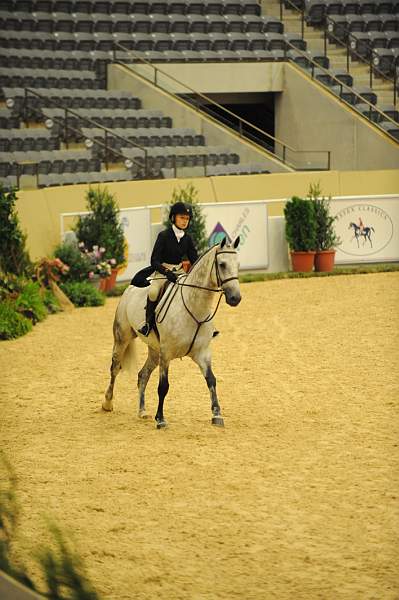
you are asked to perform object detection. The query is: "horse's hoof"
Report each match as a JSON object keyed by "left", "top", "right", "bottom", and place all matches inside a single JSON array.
[
  {"left": 102, "top": 400, "right": 113, "bottom": 412},
  {"left": 156, "top": 419, "right": 168, "bottom": 430},
  {"left": 138, "top": 410, "right": 151, "bottom": 420},
  {"left": 211, "top": 416, "right": 224, "bottom": 427}
]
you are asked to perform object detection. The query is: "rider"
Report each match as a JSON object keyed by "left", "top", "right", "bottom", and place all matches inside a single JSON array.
[{"left": 138, "top": 201, "right": 198, "bottom": 336}]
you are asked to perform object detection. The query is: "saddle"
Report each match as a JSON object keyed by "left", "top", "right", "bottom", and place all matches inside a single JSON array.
[{"left": 130, "top": 265, "right": 154, "bottom": 288}]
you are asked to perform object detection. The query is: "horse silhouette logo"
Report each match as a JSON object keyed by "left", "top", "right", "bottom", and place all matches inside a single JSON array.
[
  {"left": 348, "top": 217, "right": 375, "bottom": 248},
  {"left": 334, "top": 203, "right": 394, "bottom": 257}
]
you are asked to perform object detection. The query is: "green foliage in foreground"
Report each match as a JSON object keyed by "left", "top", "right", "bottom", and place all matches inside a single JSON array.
[
  {"left": 239, "top": 263, "right": 399, "bottom": 283},
  {"left": 60, "top": 281, "right": 105, "bottom": 307},
  {"left": 0, "top": 302, "right": 33, "bottom": 340},
  {"left": 36, "top": 522, "right": 101, "bottom": 600},
  {"left": 0, "top": 451, "right": 101, "bottom": 599},
  {"left": 0, "top": 453, "right": 36, "bottom": 590}
]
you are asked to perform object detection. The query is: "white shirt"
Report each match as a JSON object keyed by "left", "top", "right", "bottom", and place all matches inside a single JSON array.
[{"left": 172, "top": 224, "right": 185, "bottom": 242}]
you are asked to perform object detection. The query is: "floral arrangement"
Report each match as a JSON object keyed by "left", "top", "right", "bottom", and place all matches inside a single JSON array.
[
  {"left": 35, "top": 258, "right": 70, "bottom": 287},
  {"left": 78, "top": 243, "right": 116, "bottom": 280}
]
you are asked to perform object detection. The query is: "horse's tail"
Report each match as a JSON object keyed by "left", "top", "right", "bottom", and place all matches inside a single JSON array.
[{"left": 121, "top": 338, "right": 138, "bottom": 374}]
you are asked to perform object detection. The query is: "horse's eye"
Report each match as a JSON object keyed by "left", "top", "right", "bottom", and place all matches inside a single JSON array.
[{"left": 219, "top": 262, "right": 226, "bottom": 269}]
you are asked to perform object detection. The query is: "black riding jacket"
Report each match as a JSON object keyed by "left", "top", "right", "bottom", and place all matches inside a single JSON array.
[{"left": 151, "top": 227, "right": 198, "bottom": 273}]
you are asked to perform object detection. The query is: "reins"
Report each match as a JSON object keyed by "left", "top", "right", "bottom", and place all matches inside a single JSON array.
[{"left": 155, "top": 248, "right": 239, "bottom": 356}]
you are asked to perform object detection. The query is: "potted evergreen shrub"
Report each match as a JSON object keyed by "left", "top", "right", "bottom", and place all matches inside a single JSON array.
[
  {"left": 309, "top": 183, "right": 340, "bottom": 272},
  {"left": 284, "top": 196, "right": 317, "bottom": 272},
  {"left": 73, "top": 186, "right": 126, "bottom": 291}
]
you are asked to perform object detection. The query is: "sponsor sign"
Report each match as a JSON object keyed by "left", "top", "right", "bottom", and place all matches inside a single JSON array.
[
  {"left": 117, "top": 207, "right": 152, "bottom": 281},
  {"left": 200, "top": 201, "right": 269, "bottom": 270},
  {"left": 330, "top": 195, "right": 399, "bottom": 263}
]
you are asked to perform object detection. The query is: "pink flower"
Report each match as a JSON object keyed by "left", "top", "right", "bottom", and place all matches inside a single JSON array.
[
  {"left": 88, "top": 271, "right": 94, "bottom": 279},
  {"left": 110, "top": 258, "right": 116, "bottom": 265}
]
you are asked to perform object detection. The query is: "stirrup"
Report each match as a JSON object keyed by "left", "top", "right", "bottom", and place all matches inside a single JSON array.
[{"left": 138, "top": 323, "right": 151, "bottom": 336}]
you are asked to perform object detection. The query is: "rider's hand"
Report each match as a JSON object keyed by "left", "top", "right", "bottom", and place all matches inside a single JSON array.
[{"left": 165, "top": 270, "right": 177, "bottom": 283}]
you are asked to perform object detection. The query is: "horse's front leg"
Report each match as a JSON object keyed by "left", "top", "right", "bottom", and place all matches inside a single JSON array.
[
  {"left": 155, "top": 356, "right": 170, "bottom": 429},
  {"left": 137, "top": 347, "right": 159, "bottom": 419},
  {"left": 192, "top": 348, "right": 224, "bottom": 427}
]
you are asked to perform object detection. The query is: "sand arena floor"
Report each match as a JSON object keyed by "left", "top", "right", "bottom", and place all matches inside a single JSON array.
[{"left": 1, "top": 273, "right": 399, "bottom": 600}]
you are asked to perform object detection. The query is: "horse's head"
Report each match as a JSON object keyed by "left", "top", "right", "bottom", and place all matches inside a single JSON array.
[{"left": 215, "top": 237, "right": 241, "bottom": 307}]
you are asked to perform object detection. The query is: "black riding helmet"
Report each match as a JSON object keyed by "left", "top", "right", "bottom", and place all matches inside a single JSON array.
[{"left": 169, "top": 202, "right": 192, "bottom": 225}]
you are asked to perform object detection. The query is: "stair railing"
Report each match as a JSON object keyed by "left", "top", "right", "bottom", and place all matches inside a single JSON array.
[
  {"left": 112, "top": 42, "right": 332, "bottom": 171},
  {"left": 324, "top": 17, "right": 397, "bottom": 105},
  {"left": 5, "top": 87, "right": 151, "bottom": 181},
  {"left": 281, "top": 40, "right": 399, "bottom": 138},
  {"left": 278, "top": 0, "right": 397, "bottom": 106}
]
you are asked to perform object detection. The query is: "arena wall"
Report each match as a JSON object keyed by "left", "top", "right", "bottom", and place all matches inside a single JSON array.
[{"left": 16, "top": 169, "right": 399, "bottom": 262}]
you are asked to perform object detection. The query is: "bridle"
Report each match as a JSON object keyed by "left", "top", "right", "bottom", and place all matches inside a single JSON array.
[{"left": 156, "top": 246, "right": 239, "bottom": 355}]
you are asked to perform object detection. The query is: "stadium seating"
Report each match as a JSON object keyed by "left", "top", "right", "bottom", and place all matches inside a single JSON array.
[{"left": 0, "top": 0, "right": 397, "bottom": 190}]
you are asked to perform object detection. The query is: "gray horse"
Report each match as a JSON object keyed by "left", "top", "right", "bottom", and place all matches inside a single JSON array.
[{"left": 104, "top": 237, "right": 241, "bottom": 428}]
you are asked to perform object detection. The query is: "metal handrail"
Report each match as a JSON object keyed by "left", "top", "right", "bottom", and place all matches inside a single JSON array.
[
  {"left": 10, "top": 87, "right": 150, "bottom": 178},
  {"left": 325, "top": 16, "right": 397, "bottom": 104},
  {"left": 279, "top": 0, "right": 397, "bottom": 105},
  {"left": 281, "top": 40, "right": 399, "bottom": 134},
  {"left": 113, "top": 41, "right": 332, "bottom": 171}
]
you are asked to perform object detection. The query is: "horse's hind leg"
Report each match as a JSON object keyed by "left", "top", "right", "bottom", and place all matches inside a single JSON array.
[
  {"left": 137, "top": 347, "right": 159, "bottom": 419},
  {"left": 191, "top": 348, "right": 224, "bottom": 427},
  {"left": 103, "top": 317, "right": 133, "bottom": 411}
]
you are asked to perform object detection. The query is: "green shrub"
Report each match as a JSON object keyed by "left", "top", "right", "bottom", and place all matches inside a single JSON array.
[
  {"left": 14, "top": 281, "right": 47, "bottom": 324},
  {"left": 308, "top": 183, "right": 340, "bottom": 251},
  {"left": 42, "top": 289, "right": 61, "bottom": 314},
  {"left": 74, "top": 186, "right": 126, "bottom": 268},
  {"left": 54, "top": 242, "right": 92, "bottom": 282},
  {"left": 0, "top": 186, "right": 32, "bottom": 276},
  {"left": 284, "top": 196, "right": 317, "bottom": 252},
  {"left": 0, "top": 271, "right": 26, "bottom": 302},
  {"left": 0, "top": 302, "right": 33, "bottom": 340},
  {"left": 60, "top": 282, "right": 105, "bottom": 307}
]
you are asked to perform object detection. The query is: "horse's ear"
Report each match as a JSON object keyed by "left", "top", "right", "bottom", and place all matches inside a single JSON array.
[
  {"left": 233, "top": 236, "right": 240, "bottom": 249},
  {"left": 220, "top": 237, "right": 226, "bottom": 248}
]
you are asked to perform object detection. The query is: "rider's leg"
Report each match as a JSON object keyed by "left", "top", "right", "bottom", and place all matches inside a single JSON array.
[{"left": 138, "top": 275, "right": 162, "bottom": 336}]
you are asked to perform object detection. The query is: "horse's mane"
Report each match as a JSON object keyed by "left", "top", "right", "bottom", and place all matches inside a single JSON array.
[{"left": 188, "top": 243, "right": 219, "bottom": 273}]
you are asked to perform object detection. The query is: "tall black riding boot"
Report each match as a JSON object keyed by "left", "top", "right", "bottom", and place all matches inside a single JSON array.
[{"left": 138, "top": 299, "right": 157, "bottom": 336}]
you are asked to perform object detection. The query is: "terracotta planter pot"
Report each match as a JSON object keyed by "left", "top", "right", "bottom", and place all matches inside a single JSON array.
[
  {"left": 99, "top": 277, "right": 108, "bottom": 292},
  {"left": 105, "top": 268, "right": 119, "bottom": 292},
  {"left": 290, "top": 251, "right": 316, "bottom": 273},
  {"left": 314, "top": 250, "right": 336, "bottom": 272}
]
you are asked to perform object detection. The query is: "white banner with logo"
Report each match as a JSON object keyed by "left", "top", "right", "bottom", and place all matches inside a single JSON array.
[
  {"left": 117, "top": 207, "right": 152, "bottom": 281},
  {"left": 330, "top": 195, "right": 399, "bottom": 263},
  {"left": 200, "top": 201, "right": 269, "bottom": 270}
]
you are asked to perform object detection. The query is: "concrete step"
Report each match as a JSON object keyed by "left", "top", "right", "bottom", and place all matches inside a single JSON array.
[{"left": 376, "top": 92, "right": 398, "bottom": 106}]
